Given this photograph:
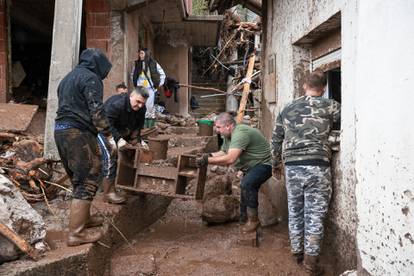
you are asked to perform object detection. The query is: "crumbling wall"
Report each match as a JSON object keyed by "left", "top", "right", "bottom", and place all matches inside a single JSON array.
[{"left": 261, "top": 0, "right": 358, "bottom": 273}]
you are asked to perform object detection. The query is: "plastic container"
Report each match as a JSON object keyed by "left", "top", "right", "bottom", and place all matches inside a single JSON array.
[{"left": 197, "top": 120, "right": 214, "bottom": 136}]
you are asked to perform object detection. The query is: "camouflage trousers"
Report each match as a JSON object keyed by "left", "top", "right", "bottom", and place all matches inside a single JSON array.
[
  {"left": 285, "top": 165, "right": 332, "bottom": 256},
  {"left": 54, "top": 128, "right": 101, "bottom": 200}
]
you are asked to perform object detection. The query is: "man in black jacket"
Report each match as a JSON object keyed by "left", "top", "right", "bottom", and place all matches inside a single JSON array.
[
  {"left": 54, "top": 48, "right": 114, "bottom": 246},
  {"left": 97, "top": 86, "right": 149, "bottom": 204}
]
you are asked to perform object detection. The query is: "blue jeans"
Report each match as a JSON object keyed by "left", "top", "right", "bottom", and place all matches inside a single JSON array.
[{"left": 240, "top": 164, "right": 272, "bottom": 214}]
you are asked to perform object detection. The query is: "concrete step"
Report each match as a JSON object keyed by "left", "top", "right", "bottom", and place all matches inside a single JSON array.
[{"left": 0, "top": 195, "right": 172, "bottom": 276}]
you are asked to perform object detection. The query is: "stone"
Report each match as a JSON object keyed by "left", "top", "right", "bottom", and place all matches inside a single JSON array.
[
  {"left": 0, "top": 174, "right": 46, "bottom": 264},
  {"left": 201, "top": 195, "right": 239, "bottom": 224},
  {"left": 258, "top": 181, "right": 280, "bottom": 227}
]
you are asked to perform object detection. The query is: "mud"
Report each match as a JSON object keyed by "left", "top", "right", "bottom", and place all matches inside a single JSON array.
[{"left": 110, "top": 199, "right": 336, "bottom": 276}]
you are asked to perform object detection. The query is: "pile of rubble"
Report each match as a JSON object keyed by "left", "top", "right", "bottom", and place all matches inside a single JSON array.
[{"left": 0, "top": 132, "right": 65, "bottom": 204}]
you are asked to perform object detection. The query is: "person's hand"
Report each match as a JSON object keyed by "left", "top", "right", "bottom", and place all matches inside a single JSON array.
[
  {"left": 195, "top": 153, "right": 210, "bottom": 167},
  {"left": 117, "top": 138, "right": 129, "bottom": 150},
  {"left": 272, "top": 166, "right": 282, "bottom": 180},
  {"left": 107, "top": 136, "right": 117, "bottom": 154},
  {"left": 140, "top": 140, "right": 150, "bottom": 151}
]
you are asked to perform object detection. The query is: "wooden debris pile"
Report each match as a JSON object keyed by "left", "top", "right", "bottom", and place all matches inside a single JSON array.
[
  {"left": 202, "top": 9, "right": 263, "bottom": 127},
  {"left": 0, "top": 132, "right": 65, "bottom": 204}
]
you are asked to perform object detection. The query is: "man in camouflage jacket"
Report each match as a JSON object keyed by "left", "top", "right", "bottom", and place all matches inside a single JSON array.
[{"left": 271, "top": 71, "right": 340, "bottom": 275}]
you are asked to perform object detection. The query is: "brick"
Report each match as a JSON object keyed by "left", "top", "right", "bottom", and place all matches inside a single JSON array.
[
  {"left": 93, "top": 26, "right": 110, "bottom": 39},
  {"left": 0, "top": 27, "right": 5, "bottom": 40},
  {"left": 0, "top": 52, "right": 6, "bottom": 65},
  {"left": 86, "top": 27, "right": 94, "bottom": 40},
  {"left": 87, "top": 39, "right": 108, "bottom": 53},
  {"left": 0, "top": 40, "right": 5, "bottom": 52},
  {"left": 85, "top": 0, "right": 110, "bottom": 12},
  {"left": 93, "top": 13, "right": 110, "bottom": 27},
  {"left": 0, "top": 12, "right": 5, "bottom": 25}
]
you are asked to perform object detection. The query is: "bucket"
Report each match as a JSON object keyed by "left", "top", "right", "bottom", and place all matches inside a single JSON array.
[
  {"left": 197, "top": 120, "right": 214, "bottom": 136},
  {"left": 148, "top": 137, "right": 169, "bottom": 160}
]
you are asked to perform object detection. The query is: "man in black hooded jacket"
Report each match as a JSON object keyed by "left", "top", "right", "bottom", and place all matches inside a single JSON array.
[{"left": 54, "top": 48, "right": 114, "bottom": 247}]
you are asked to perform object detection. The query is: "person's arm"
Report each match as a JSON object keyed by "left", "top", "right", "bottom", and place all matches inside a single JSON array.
[
  {"left": 156, "top": 63, "right": 166, "bottom": 87},
  {"left": 81, "top": 76, "right": 111, "bottom": 134},
  {"left": 134, "top": 107, "right": 146, "bottom": 143},
  {"left": 211, "top": 151, "right": 226, "bottom": 157},
  {"left": 271, "top": 112, "right": 285, "bottom": 178},
  {"left": 104, "top": 99, "right": 123, "bottom": 142},
  {"left": 208, "top": 148, "right": 242, "bottom": 166},
  {"left": 332, "top": 100, "right": 341, "bottom": 123}
]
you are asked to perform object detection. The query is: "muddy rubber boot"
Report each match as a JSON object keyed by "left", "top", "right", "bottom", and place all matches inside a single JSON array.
[
  {"left": 103, "top": 178, "right": 126, "bottom": 204},
  {"left": 304, "top": 255, "right": 324, "bottom": 276},
  {"left": 292, "top": 252, "right": 304, "bottom": 264},
  {"left": 67, "top": 199, "right": 103, "bottom": 246},
  {"left": 241, "top": 207, "right": 260, "bottom": 233},
  {"left": 85, "top": 213, "right": 104, "bottom": 228}
]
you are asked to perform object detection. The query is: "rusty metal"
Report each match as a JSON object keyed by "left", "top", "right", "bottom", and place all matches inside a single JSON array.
[{"left": 0, "top": 103, "right": 38, "bottom": 132}]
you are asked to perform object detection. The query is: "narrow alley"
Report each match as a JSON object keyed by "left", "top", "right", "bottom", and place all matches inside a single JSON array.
[{"left": 1, "top": 1, "right": 414, "bottom": 276}]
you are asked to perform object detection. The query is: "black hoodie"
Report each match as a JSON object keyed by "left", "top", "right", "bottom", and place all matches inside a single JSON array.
[{"left": 55, "top": 48, "right": 112, "bottom": 135}]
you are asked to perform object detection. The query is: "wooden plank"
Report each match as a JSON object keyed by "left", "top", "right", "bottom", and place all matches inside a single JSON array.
[
  {"left": 195, "top": 165, "right": 207, "bottom": 200},
  {"left": 236, "top": 54, "right": 256, "bottom": 123},
  {"left": 0, "top": 104, "right": 38, "bottom": 132},
  {"left": 137, "top": 166, "right": 177, "bottom": 180},
  {"left": 0, "top": 222, "right": 40, "bottom": 260}
]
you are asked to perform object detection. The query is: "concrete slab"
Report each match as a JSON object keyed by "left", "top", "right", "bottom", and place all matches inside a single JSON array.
[
  {"left": 0, "top": 104, "right": 38, "bottom": 132},
  {"left": 0, "top": 194, "right": 172, "bottom": 276}
]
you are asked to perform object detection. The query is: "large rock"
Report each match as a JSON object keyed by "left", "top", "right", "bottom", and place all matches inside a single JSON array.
[
  {"left": 258, "top": 180, "right": 282, "bottom": 226},
  {"left": 0, "top": 174, "right": 46, "bottom": 264},
  {"left": 201, "top": 194, "right": 239, "bottom": 224}
]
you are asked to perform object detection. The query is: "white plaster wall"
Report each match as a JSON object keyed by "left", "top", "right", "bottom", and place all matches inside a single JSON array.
[
  {"left": 263, "top": 0, "right": 358, "bottom": 271},
  {"left": 354, "top": 1, "right": 414, "bottom": 274}
]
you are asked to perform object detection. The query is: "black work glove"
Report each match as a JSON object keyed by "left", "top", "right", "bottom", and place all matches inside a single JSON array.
[{"left": 195, "top": 153, "right": 211, "bottom": 167}]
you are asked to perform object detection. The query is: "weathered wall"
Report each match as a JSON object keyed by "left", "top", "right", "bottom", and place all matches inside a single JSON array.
[
  {"left": 85, "top": 0, "right": 113, "bottom": 99},
  {"left": 155, "top": 44, "right": 189, "bottom": 116},
  {"left": 263, "top": 0, "right": 414, "bottom": 274},
  {"left": 353, "top": 1, "right": 414, "bottom": 275},
  {"left": 261, "top": 0, "right": 358, "bottom": 273},
  {"left": 0, "top": 0, "right": 8, "bottom": 103}
]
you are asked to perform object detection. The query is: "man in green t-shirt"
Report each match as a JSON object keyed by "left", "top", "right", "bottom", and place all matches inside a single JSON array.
[{"left": 196, "top": 112, "right": 272, "bottom": 233}]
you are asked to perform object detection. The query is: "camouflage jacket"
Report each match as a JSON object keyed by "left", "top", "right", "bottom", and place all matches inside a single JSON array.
[{"left": 271, "top": 95, "right": 340, "bottom": 168}]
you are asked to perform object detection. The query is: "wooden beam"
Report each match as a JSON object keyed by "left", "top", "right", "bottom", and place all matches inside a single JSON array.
[
  {"left": 0, "top": 222, "right": 40, "bottom": 261},
  {"left": 236, "top": 54, "right": 256, "bottom": 123}
]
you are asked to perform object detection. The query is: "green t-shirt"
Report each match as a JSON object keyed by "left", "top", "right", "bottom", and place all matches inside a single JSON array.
[{"left": 221, "top": 124, "right": 271, "bottom": 171}]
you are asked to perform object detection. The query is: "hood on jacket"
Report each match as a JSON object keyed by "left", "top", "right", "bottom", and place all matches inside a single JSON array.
[{"left": 79, "top": 48, "right": 112, "bottom": 80}]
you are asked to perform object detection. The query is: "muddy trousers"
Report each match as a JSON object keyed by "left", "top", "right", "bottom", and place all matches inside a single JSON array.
[
  {"left": 54, "top": 127, "right": 101, "bottom": 200},
  {"left": 240, "top": 164, "right": 272, "bottom": 217},
  {"left": 96, "top": 133, "right": 117, "bottom": 181},
  {"left": 285, "top": 165, "right": 332, "bottom": 256}
]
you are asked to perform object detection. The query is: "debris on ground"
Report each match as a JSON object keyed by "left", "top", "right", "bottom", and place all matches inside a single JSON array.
[
  {"left": 0, "top": 174, "right": 46, "bottom": 264},
  {"left": 0, "top": 133, "right": 66, "bottom": 204}
]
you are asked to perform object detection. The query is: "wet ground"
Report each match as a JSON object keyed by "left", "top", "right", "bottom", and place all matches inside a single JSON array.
[{"left": 110, "top": 199, "right": 335, "bottom": 276}]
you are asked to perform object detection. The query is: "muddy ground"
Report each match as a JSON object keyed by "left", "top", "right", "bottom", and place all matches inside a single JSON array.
[{"left": 110, "top": 199, "right": 336, "bottom": 276}]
